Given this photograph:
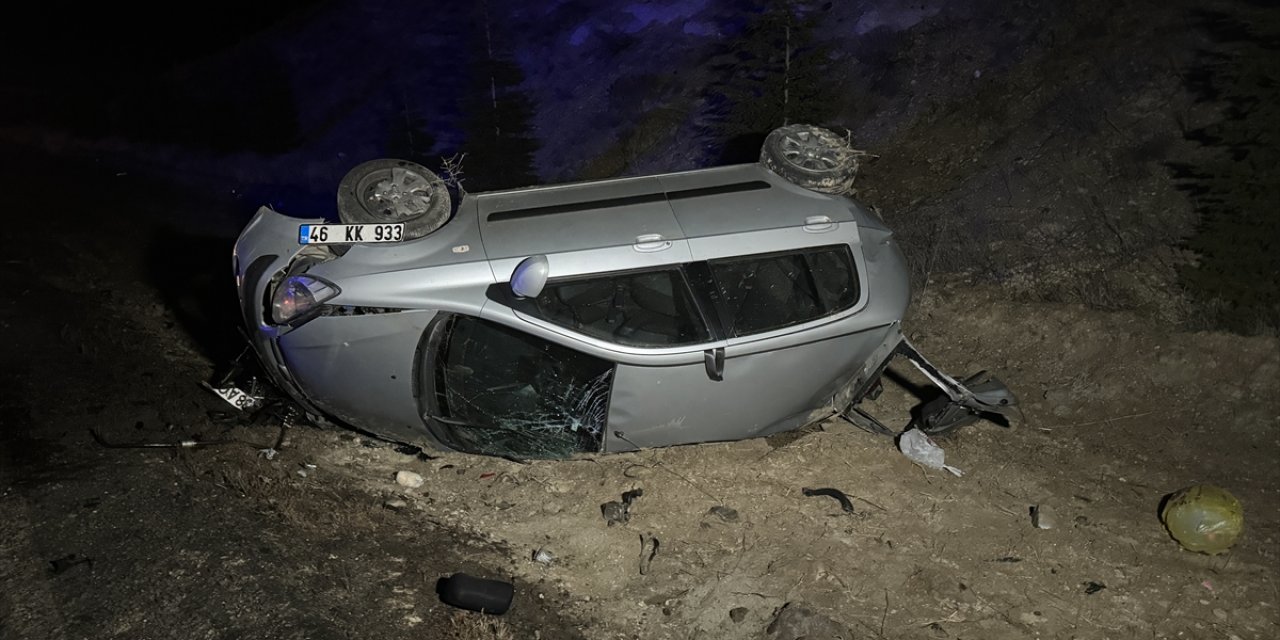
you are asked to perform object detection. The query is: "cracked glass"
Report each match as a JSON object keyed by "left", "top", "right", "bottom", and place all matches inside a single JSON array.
[{"left": 433, "top": 315, "right": 614, "bottom": 459}]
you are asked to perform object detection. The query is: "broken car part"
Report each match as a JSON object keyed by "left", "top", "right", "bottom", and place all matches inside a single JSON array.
[
  {"left": 90, "top": 429, "right": 235, "bottom": 450},
  {"left": 801, "top": 487, "right": 856, "bottom": 513},
  {"left": 436, "top": 573, "right": 514, "bottom": 615},
  {"left": 601, "top": 488, "right": 644, "bottom": 526},
  {"left": 233, "top": 124, "right": 1018, "bottom": 459},
  {"left": 48, "top": 553, "right": 92, "bottom": 575}
]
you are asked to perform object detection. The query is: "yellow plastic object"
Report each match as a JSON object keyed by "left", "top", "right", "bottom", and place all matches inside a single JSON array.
[{"left": 1161, "top": 485, "right": 1244, "bottom": 554}]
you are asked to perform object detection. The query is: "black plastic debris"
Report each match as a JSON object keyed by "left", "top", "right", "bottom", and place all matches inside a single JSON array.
[
  {"left": 801, "top": 487, "right": 856, "bottom": 513},
  {"left": 437, "top": 573, "right": 514, "bottom": 615},
  {"left": 49, "top": 553, "right": 92, "bottom": 575},
  {"left": 601, "top": 488, "right": 644, "bottom": 526},
  {"left": 622, "top": 488, "right": 644, "bottom": 505},
  {"left": 1084, "top": 581, "right": 1107, "bottom": 595}
]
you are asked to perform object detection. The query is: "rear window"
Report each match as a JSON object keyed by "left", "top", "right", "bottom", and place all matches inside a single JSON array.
[
  {"left": 526, "top": 268, "right": 712, "bottom": 348},
  {"left": 707, "top": 245, "right": 858, "bottom": 337}
]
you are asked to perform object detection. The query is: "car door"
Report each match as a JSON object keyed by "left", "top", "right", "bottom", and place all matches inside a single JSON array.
[
  {"left": 600, "top": 230, "right": 886, "bottom": 450},
  {"left": 468, "top": 178, "right": 731, "bottom": 453}
]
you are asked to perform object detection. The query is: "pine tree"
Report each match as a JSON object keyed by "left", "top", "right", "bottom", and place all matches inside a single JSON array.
[
  {"left": 457, "top": 2, "right": 540, "bottom": 191},
  {"left": 386, "top": 87, "right": 438, "bottom": 166},
  {"left": 704, "top": 0, "right": 839, "bottom": 162}
]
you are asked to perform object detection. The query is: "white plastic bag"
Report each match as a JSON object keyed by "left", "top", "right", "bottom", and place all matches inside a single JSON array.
[{"left": 898, "top": 428, "right": 964, "bottom": 477}]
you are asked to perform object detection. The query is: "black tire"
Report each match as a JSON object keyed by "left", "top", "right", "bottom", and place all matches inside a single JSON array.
[
  {"left": 759, "top": 124, "right": 861, "bottom": 194},
  {"left": 336, "top": 159, "right": 451, "bottom": 240}
]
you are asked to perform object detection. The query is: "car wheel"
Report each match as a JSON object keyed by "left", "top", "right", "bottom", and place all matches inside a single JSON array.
[
  {"left": 336, "top": 159, "right": 452, "bottom": 239},
  {"left": 759, "top": 124, "right": 861, "bottom": 194}
]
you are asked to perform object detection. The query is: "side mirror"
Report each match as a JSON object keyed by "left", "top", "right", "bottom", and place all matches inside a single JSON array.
[{"left": 510, "top": 255, "right": 550, "bottom": 299}]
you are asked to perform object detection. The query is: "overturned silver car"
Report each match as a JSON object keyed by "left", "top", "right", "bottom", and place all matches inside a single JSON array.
[{"left": 233, "top": 125, "right": 1016, "bottom": 459}]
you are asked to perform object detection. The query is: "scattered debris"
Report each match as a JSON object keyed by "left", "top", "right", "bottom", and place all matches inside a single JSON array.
[
  {"left": 1161, "top": 485, "right": 1244, "bottom": 554},
  {"left": 1084, "top": 581, "right": 1107, "bottom": 595},
  {"left": 601, "top": 488, "right": 644, "bottom": 526},
  {"left": 765, "top": 603, "right": 852, "bottom": 640},
  {"left": 601, "top": 502, "right": 628, "bottom": 526},
  {"left": 383, "top": 497, "right": 408, "bottom": 511},
  {"left": 638, "top": 533, "right": 660, "bottom": 575},
  {"left": 992, "top": 556, "right": 1023, "bottom": 563},
  {"left": 436, "top": 573, "right": 514, "bottom": 615},
  {"left": 257, "top": 422, "right": 290, "bottom": 461},
  {"left": 394, "top": 443, "right": 438, "bottom": 461},
  {"left": 532, "top": 548, "right": 556, "bottom": 565},
  {"left": 729, "top": 607, "right": 749, "bottom": 623},
  {"left": 90, "top": 429, "right": 232, "bottom": 450},
  {"left": 706, "top": 505, "right": 740, "bottom": 523},
  {"left": 479, "top": 472, "right": 496, "bottom": 480},
  {"left": 898, "top": 428, "right": 964, "bottom": 476},
  {"left": 48, "top": 554, "right": 92, "bottom": 575},
  {"left": 1031, "top": 504, "right": 1057, "bottom": 530},
  {"left": 395, "top": 470, "right": 425, "bottom": 488},
  {"left": 801, "top": 487, "right": 856, "bottom": 513}
]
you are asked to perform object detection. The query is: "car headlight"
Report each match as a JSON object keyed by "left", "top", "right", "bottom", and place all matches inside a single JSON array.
[{"left": 271, "top": 274, "right": 339, "bottom": 324}]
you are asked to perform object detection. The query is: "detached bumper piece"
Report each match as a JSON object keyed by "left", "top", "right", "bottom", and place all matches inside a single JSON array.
[{"left": 844, "top": 338, "right": 1020, "bottom": 437}]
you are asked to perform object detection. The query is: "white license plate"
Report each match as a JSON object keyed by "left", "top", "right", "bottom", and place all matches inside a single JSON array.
[
  {"left": 202, "top": 383, "right": 264, "bottom": 411},
  {"left": 298, "top": 223, "right": 404, "bottom": 244}
]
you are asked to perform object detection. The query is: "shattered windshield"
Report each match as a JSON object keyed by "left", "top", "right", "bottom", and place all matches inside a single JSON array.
[{"left": 433, "top": 315, "right": 614, "bottom": 459}]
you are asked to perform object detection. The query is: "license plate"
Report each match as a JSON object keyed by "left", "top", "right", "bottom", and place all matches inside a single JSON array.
[
  {"left": 202, "top": 382, "right": 264, "bottom": 411},
  {"left": 298, "top": 223, "right": 404, "bottom": 244}
]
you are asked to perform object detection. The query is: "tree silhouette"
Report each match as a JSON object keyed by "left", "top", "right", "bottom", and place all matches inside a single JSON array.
[
  {"left": 457, "top": 3, "right": 540, "bottom": 191},
  {"left": 385, "top": 86, "right": 438, "bottom": 166},
  {"left": 703, "top": 0, "right": 840, "bottom": 162}
]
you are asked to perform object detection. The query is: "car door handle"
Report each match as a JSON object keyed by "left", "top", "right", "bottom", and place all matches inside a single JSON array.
[
  {"left": 704, "top": 347, "right": 725, "bottom": 382},
  {"left": 803, "top": 215, "right": 836, "bottom": 233},
  {"left": 633, "top": 234, "right": 673, "bottom": 253}
]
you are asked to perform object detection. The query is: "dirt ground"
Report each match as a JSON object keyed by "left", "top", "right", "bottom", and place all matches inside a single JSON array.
[
  {"left": 310, "top": 281, "right": 1278, "bottom": 640},
  {"left": 0, "top": 155, "right": 584, "bottom": 640},
  {"left": 2, "top": 150, "right": 1276, "bottom": 640}
]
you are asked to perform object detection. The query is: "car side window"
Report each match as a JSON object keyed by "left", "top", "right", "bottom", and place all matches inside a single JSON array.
[
  {"left": 434, "top": 315, "right": 614, "bottom": 459},
  {"left": 523, "top": 268, "right": 712, "bottom": 348},
  {"left": 707, "top": 245, "right": 858, "bottom": 337}
]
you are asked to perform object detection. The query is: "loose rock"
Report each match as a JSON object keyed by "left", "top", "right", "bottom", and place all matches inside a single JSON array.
[
  {"left": 729, "top": 607, "right": 748, "bottom": 623},
  {"left": 1032, "top": 504, "right": 1056, "bottom": 529},
  {"left": 396, "top": 470, "right": 425, "bottom": 488},
  {"left": 765, "top": 603, "right": 852, "bottom": 640},
  {"left": 707, "top": 505, "right": 740, "bottom": 523}
]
